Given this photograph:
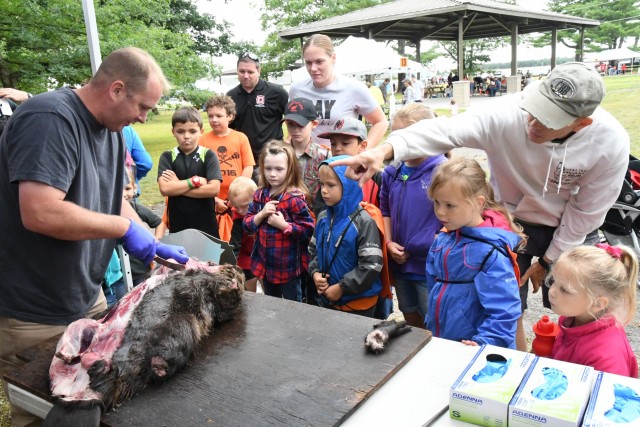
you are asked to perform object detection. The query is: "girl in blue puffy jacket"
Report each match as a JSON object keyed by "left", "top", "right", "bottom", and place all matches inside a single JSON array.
[{"left": 426, "top": 158, "right": 526, "bottom": 348}]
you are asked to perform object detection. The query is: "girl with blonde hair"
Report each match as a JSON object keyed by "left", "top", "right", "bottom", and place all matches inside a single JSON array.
[
  {"left": 425, "top": 158, "right": 525, "bottom": 348},
  {"left": 548, "top": 243, "right": 638, "bottom": 377}
]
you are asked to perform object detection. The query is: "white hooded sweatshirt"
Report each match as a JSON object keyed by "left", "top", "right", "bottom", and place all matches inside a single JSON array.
[{"left": 384, "top": 86, "right": 629, "bottom": 260}]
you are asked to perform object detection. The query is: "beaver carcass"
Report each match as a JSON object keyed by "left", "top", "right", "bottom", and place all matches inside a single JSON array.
[{"left": 48, "top": 263, "right": 243, "bottom": 412}]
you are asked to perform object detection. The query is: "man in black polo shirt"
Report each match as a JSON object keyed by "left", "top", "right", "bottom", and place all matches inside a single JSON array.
[{"left": 227, "top": 53, "right": 288, "bottom": 182}]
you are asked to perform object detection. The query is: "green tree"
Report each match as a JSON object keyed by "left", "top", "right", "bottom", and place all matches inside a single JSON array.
[
  {"left": 0, "top": 0, "right": 239, "bottom": 93},
  {"left": 258, "top": 0, "right": 391, "bottom": 76},
  {"left": 532, "top": 0, "right": 640, "bottom": 57},
  {"left": 438, "top": 38, "right": 510, "bottom": 74},
  {"left": 436, "top": 0, "right": 517, "bottom": 73},
  {"left": 419, "top": 45, "right": 441, "bottom": 65}
]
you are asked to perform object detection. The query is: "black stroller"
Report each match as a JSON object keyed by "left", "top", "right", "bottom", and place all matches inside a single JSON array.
[{"left": 600, "top": 154, "right": 640, "bottom": 257}]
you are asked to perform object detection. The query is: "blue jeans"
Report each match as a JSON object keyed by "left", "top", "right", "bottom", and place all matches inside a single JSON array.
[
  {"left": 104, "top": 278, "right": 128, "bottom": 308},
  {"left": 373, "top": 296, "right": 394, "bottom": 320},
  {"left": 394, "top": 277, "right": 429, "bottom": 319},
  {"left": 261, "top": 277, "right": 302, "bottom": 302}
]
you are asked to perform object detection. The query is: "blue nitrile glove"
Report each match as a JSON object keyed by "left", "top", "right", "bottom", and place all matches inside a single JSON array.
[
  {"left": 156, "top": 241, "right": 189, "bottom": 264},
  {"left": 121, "top": 220, "right": 156, "bottom": 266},
  {"left": 472, "top": 356, "right": 511, "bottom": 383},
  {"left": 531, "top": 367, "right": 568, "bottom": 400},
  {"left": 605, "top": 383, "right": 640, "bottom": 423}
]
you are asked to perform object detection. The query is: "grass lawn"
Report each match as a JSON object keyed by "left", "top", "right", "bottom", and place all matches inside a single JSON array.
[
  {"left": 600, "top": 75, "right": 640, "bottom": 154},
  {"left": 131, "top": 108, "right": 184, "bottom": 206}
]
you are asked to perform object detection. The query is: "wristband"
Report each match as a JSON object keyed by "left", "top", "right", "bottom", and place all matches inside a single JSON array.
[
  {"left": 186, "top": 178, "right": 194, "bottom": 189},
  {"left": 191, "top": 175, "right": 202, "bottom": 188},
  {"left": 538, "top": 257, "right": 552, "bottom": 271}
]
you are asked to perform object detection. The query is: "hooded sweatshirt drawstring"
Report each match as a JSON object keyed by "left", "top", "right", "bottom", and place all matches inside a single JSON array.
[
  {"left": 543, "top": 145, "right": 556, "bottom": 197},
  {"left": 542, "top": 141, "right": 570, "bottom": 197},
  {"left": 557, "top": 140, "right": 570, "bottom": 194}
]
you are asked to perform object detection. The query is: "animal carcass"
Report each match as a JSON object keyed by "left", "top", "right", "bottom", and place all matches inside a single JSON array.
[{"left": 48, "top": 262, "right": 243, "bottom": 412}]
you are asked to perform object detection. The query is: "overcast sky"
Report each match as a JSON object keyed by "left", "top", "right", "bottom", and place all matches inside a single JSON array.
[{"left": 196, "top": 0, "right": 267, "bottom": 45}]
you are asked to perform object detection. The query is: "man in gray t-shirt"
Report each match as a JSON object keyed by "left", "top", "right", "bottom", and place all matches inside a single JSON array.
[{"left": 0, "top": 47, "right": 187, "bottom": 426}]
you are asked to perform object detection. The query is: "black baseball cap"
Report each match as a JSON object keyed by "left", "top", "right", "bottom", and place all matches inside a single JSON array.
[{"left": 282, "top": 98, "right": 317, "bottom": 126}]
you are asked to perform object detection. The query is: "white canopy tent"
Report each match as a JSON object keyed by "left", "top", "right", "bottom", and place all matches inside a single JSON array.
[
  {"left": 584, "top": 47, "right": 639, "bottom": 62},
  {"left": 291, "top": 36, "right": 426, "bottom": 83}
]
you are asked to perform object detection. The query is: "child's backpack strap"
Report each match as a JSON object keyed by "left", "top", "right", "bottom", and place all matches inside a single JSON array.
[
  {"left": 318, "top": 144, "right": 331, "bottom": 159},
  {"left": 359, "top": 201, "right": 393, "bottom": 301},
  {"left": 457, "top": 232, "right": 520, "bottom": 281}
]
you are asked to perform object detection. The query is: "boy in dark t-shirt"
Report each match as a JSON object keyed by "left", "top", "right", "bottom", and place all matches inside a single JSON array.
[{"left": 157, "top": 107, "right": 222, "bottom": 237}]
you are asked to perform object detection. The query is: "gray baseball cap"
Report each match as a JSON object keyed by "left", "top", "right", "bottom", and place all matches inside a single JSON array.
[
  {"left": 519, "top": 62, "right": 604, "bottom": 130},
  {"left": 317, "top": 117, "right": 367, "bottom": 140}
]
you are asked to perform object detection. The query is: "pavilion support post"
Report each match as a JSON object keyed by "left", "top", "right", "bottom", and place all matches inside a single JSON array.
[
  {"left": 453, "top": 80, "right": 470, "bottom": 108},
  {"left": 551, "top": 28, "right": 557, "bottom": 70},
  {"left": 82, "top": 0, "right": 102, "bottom": 74},
  {"left": 510, "top": 22, "right": 518, "bottom": 77},
  {"left": 299, "top": 37, "right": 304, "bottom": 64},
  {"left": 457, "top": 19, "right": 464, "bottom": 79}
]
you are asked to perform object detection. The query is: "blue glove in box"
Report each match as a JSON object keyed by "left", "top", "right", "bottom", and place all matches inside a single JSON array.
[
  {"left": 509, "top": 357, "right": 595, "bottom": 427},
  {"left": 583, "top": 371, "right": 640, "bottom": 426},
  {"left": 450, "top": 345, "right": 534, "bottom": 427}
]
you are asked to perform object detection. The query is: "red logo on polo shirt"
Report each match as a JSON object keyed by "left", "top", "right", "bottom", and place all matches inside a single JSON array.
[{"left": 256, "top": 95, "right": 265, "bottom": 106}]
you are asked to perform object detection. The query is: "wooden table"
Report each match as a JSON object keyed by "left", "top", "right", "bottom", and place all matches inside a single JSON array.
[{"left": 4, "top": 292, "right": 432, "bottom": 426}]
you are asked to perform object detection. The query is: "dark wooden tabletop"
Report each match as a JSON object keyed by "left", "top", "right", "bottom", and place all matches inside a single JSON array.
[{"left": 4, "top": 292, "right": 432, "bottom": 426}]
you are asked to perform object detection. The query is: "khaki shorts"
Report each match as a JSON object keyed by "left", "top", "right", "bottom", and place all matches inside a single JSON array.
[{"left": 0, "top": 290, "right": 107, "bottom": 427}]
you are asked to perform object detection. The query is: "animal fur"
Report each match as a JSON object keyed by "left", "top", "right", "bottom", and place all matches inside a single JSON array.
[
  {"left": 48, "top": 264, "right": 244, "bottom": 415},
  {"left": 89, "top": 267, "right": 243, "bottom": 409},
  {"left": 364, "top": 319, "right": 411, "bottom": 354}
]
